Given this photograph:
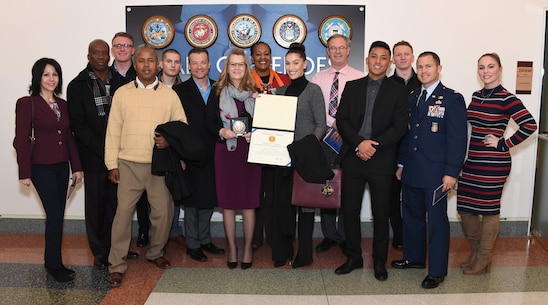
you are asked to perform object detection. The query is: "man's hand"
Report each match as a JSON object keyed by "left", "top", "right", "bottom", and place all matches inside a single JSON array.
[
  {"left": 356, "top": 139, "right": 379, "bottom": 161},
  {"left": 395, "top": 167, "right": 403, "bottom": 180},
  {"left": 154, "top": 132, "right": 169, "bottom": 149},
  {"left": 442, "top": 175, "right": 457, "bottom": 192},
  {"left": 108, "top": 169, "right": 120, "bottom": 184}
]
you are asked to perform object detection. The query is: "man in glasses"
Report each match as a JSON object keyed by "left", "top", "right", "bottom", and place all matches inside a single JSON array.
[
  {"left": 110, "top": 32, "right": 151, "bottom": 249},
  {"left": 310, "top": 34, "right": 365, "bottom": 254}
]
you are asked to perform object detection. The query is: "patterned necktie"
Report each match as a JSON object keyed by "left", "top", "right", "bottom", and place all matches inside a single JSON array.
[
  {"left": 328, "top": 72, "right": 340, "bottom": 117},
  {"left": 50, "top": 102, "right": 61, "bottom": 121},
  {"left": 416, "top": 89, "right": 427, "bottom": 106}
]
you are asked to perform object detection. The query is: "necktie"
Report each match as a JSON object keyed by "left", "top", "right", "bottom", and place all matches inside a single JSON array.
[
  {"left": 328, "top": 72, "right": 340, "bottom": 117},
  {"left": 416, "top": 89, "right": 427, "bottom": 106}
]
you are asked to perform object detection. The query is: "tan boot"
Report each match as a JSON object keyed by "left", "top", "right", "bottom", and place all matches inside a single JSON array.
[
  {"left": 463, "top": 215, "right": 500, "bottom": 275},
  {"left": 459, "top": 212, "right": 481, "bottom": 268}
]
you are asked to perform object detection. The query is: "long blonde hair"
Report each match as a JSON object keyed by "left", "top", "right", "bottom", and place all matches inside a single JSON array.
[{"left": 215, "top": 48, "right": 256, "bottom": 96}]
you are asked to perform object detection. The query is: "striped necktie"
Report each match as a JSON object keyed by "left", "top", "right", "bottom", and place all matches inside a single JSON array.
[{"left": 328, "top": 72, "right": 340, "bottom": 117}]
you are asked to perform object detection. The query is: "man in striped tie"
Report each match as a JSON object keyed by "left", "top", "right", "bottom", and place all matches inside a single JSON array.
[{"left": 311, "top": 34, "right": 365, "bottom": 254}]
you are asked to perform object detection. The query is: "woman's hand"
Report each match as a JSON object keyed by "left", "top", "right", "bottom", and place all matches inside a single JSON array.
[
  {"left": 244, "top": 132, "right": 252, "bottom": 143},
  {"left": 19, "top": 178, "right": 31, "bottom": 187},
  {"left": 483, "top": 134, "right": 500, "bottom": 148},
  {"left": 219, "top": 128, "right": 237, "bottom": 140},
  {"left": 72, "top": 171, "right": 84, "bottom": 184}
]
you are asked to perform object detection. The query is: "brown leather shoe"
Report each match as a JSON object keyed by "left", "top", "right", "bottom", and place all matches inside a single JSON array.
[
  {"left": 169, "top": 235, "right": 186, "bottom": 247},
  {"left": 108, "top": 272, "right": 123, "bottom": 287},
  {"left": 147, "top": 256, "right": 171, "bottom": 269}
]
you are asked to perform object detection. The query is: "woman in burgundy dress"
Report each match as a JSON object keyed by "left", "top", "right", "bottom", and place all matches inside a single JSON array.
[{"left": 214, "top": 48, "right": 261, "bottom": 269}]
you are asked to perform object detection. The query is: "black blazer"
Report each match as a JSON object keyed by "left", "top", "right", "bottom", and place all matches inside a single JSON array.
[
  {"left": 67, "top": 67, "right": 111, "bottom": 173},
  {"left": 336, "top": 76, "right": 409, "bottom": 174}
]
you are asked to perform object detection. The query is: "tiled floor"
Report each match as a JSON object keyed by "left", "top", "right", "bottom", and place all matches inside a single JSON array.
[{"left": 1, "top": 233, "right": 548, "bottom": 305}]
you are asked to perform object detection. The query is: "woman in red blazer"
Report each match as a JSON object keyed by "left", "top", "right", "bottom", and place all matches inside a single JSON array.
[{"left": 14, "top": 58, "right": 83, "bottom": 283}]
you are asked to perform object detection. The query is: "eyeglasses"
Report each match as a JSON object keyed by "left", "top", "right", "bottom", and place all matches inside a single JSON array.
[
  {"left": 113, "top": 43, "right": 133, "bottom": 49},
  {"left": 228, "top": 62, "right": 246, "bottom": 68},
  {"left": 328, "top": 46, "right": 348, "bottom": 51}
]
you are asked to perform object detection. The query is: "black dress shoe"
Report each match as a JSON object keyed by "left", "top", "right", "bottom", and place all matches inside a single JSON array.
[
  {"left": 61, "top": 266, "right": 76, "bottom": 277},
  {"left": 374, "top": 263, "right": 388, "bottom": 281},
  {"left": 136, "top": 233, "right": 149, "bottom": 247},
  {"left": 421, "top": 275, "right": 445, "bottom": 289},
  {"left": 201, "top": 243, "right": 225, "bottom": 254},
  {"left": 94, "top": 255, "right": 108, "bottom": 269},
  {"left": 187, "top": 247, "right": 208, "bottom": 262},
  {"left": 315, "top": 238, "right": 338, "bottom": 253},
  {"left": 391, "top": 260, "right": 426, "bottom": 269},
  {"left": 45, "top": 267, "right": 74, "bottom": 283},
  {"left": 127, "top": 251, "right": 139, "bottom": 260},
  {"left": 335, "top": 257, "right": 363, "bottom": 275}
]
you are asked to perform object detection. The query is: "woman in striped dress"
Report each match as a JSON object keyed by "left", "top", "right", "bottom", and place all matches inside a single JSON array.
[{"left": 457, "top": 53, "right": 537, "bottom": 275}]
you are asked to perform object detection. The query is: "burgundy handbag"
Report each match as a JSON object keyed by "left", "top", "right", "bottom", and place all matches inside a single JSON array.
[{"left": 291, "top": 169, "right": 342, "bottom": 209}]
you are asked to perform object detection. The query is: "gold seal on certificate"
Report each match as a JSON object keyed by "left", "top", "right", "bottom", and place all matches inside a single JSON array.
[{"left": 230, "top": 117, "right": 249, "bottom": 136}]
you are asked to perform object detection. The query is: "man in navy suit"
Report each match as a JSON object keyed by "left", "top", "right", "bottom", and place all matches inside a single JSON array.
[
  {"left": 334, "top": 41, "right": 409, "bottom": 281},
  {"left": 391, "top": 51, "right": 468, "bottom": 289}
]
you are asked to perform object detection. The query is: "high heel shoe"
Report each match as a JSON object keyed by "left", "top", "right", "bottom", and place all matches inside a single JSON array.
[
  {"left": 227, "top": 261, "right": 238, "bottom": 269},
  {"left": 241, "top": 261, "right": 252, "bottom": 270},
  {"left": 227, "top": 247, "right": 238, "bottom": 269}
]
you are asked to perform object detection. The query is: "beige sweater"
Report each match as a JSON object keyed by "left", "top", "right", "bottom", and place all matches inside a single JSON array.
[{"left": 105, "top": 82, "right": 187, "bottom": 169}]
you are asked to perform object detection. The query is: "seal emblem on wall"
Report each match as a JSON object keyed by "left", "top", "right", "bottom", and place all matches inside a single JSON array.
[
  {"left": 228, "top": 14, "right": 262, "bottom": 48},
  {"left": 273, "top": 15, "right": 307, "bottom": 49},
  {"left": 142, "top": 15, "right": 175, "bottom": 49},
  {"left": 185, "top": 15, "right": 218, "bottom": 48},
  {"left": 318, "top": 15, "right": 352, "bottom": 47}
]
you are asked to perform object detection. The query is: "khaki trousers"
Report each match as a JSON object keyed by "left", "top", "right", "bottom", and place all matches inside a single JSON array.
[{"left": 108, "top": 160, "right": 173, "bottom": 274}]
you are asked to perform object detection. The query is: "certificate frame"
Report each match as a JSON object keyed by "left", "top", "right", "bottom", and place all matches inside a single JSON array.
[{"left": 247, "top": 94, "right": 298, "bottom": 166}]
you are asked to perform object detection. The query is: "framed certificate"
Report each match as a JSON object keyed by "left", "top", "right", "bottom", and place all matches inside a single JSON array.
[{"left": 248, "top": 94, "right": 298, "bottom": 166}]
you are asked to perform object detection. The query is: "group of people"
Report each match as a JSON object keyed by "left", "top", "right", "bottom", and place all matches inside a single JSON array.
[{"left": 14, "top": 31, "right": 537, "bottom": 290}]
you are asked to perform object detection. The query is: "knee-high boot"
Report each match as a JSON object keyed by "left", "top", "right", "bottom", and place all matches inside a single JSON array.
[
  {"left": 459, "top": 212, "right": 482, "bottom": 268},
  {"left": 463, "top": 215, "right": 500, "bottom": 275}
]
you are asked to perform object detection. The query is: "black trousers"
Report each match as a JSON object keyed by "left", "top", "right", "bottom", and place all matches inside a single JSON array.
[
  {"left": 31, "top": 162, "right": 70, "bottom": 269},
  {"left": 271, "top": 167, "right": 296, "bottom": 262},
  {"left": 253, "top": 166, "right": 274, "bottom": 245},
  {"left": 84, "top": 172, "right": 117, "bottom": 257},
  {"left": 341, "top": 155, "right": 392, "bottom": 265},
  {"left": 389, "top": 177, "right": 403, "bottom": 245}
]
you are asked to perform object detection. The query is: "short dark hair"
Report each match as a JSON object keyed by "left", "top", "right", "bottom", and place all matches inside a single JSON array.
[
  {"left": 162, "top": 48, "right": 180, "bottom": 60},
  {"left": 188, "top": 47, "right": 209, "bottom": 60},
  {"left": 369, "top": 41, "right": 391, "bottom": 56},
  {"left": 29, "top": 58, "right": 63, "bottom": 96},
  {"left": 418, "top": 51, "right": 441, "bottom": 65},
  {"left": 250, "top": 41, "right": 271, "bottom": 54},
  {"left": 392, "top": 40, "right": 413, "bottom": 53},
  {"left": 112, "top": 32, "right": 134, "bottom": 44}
]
